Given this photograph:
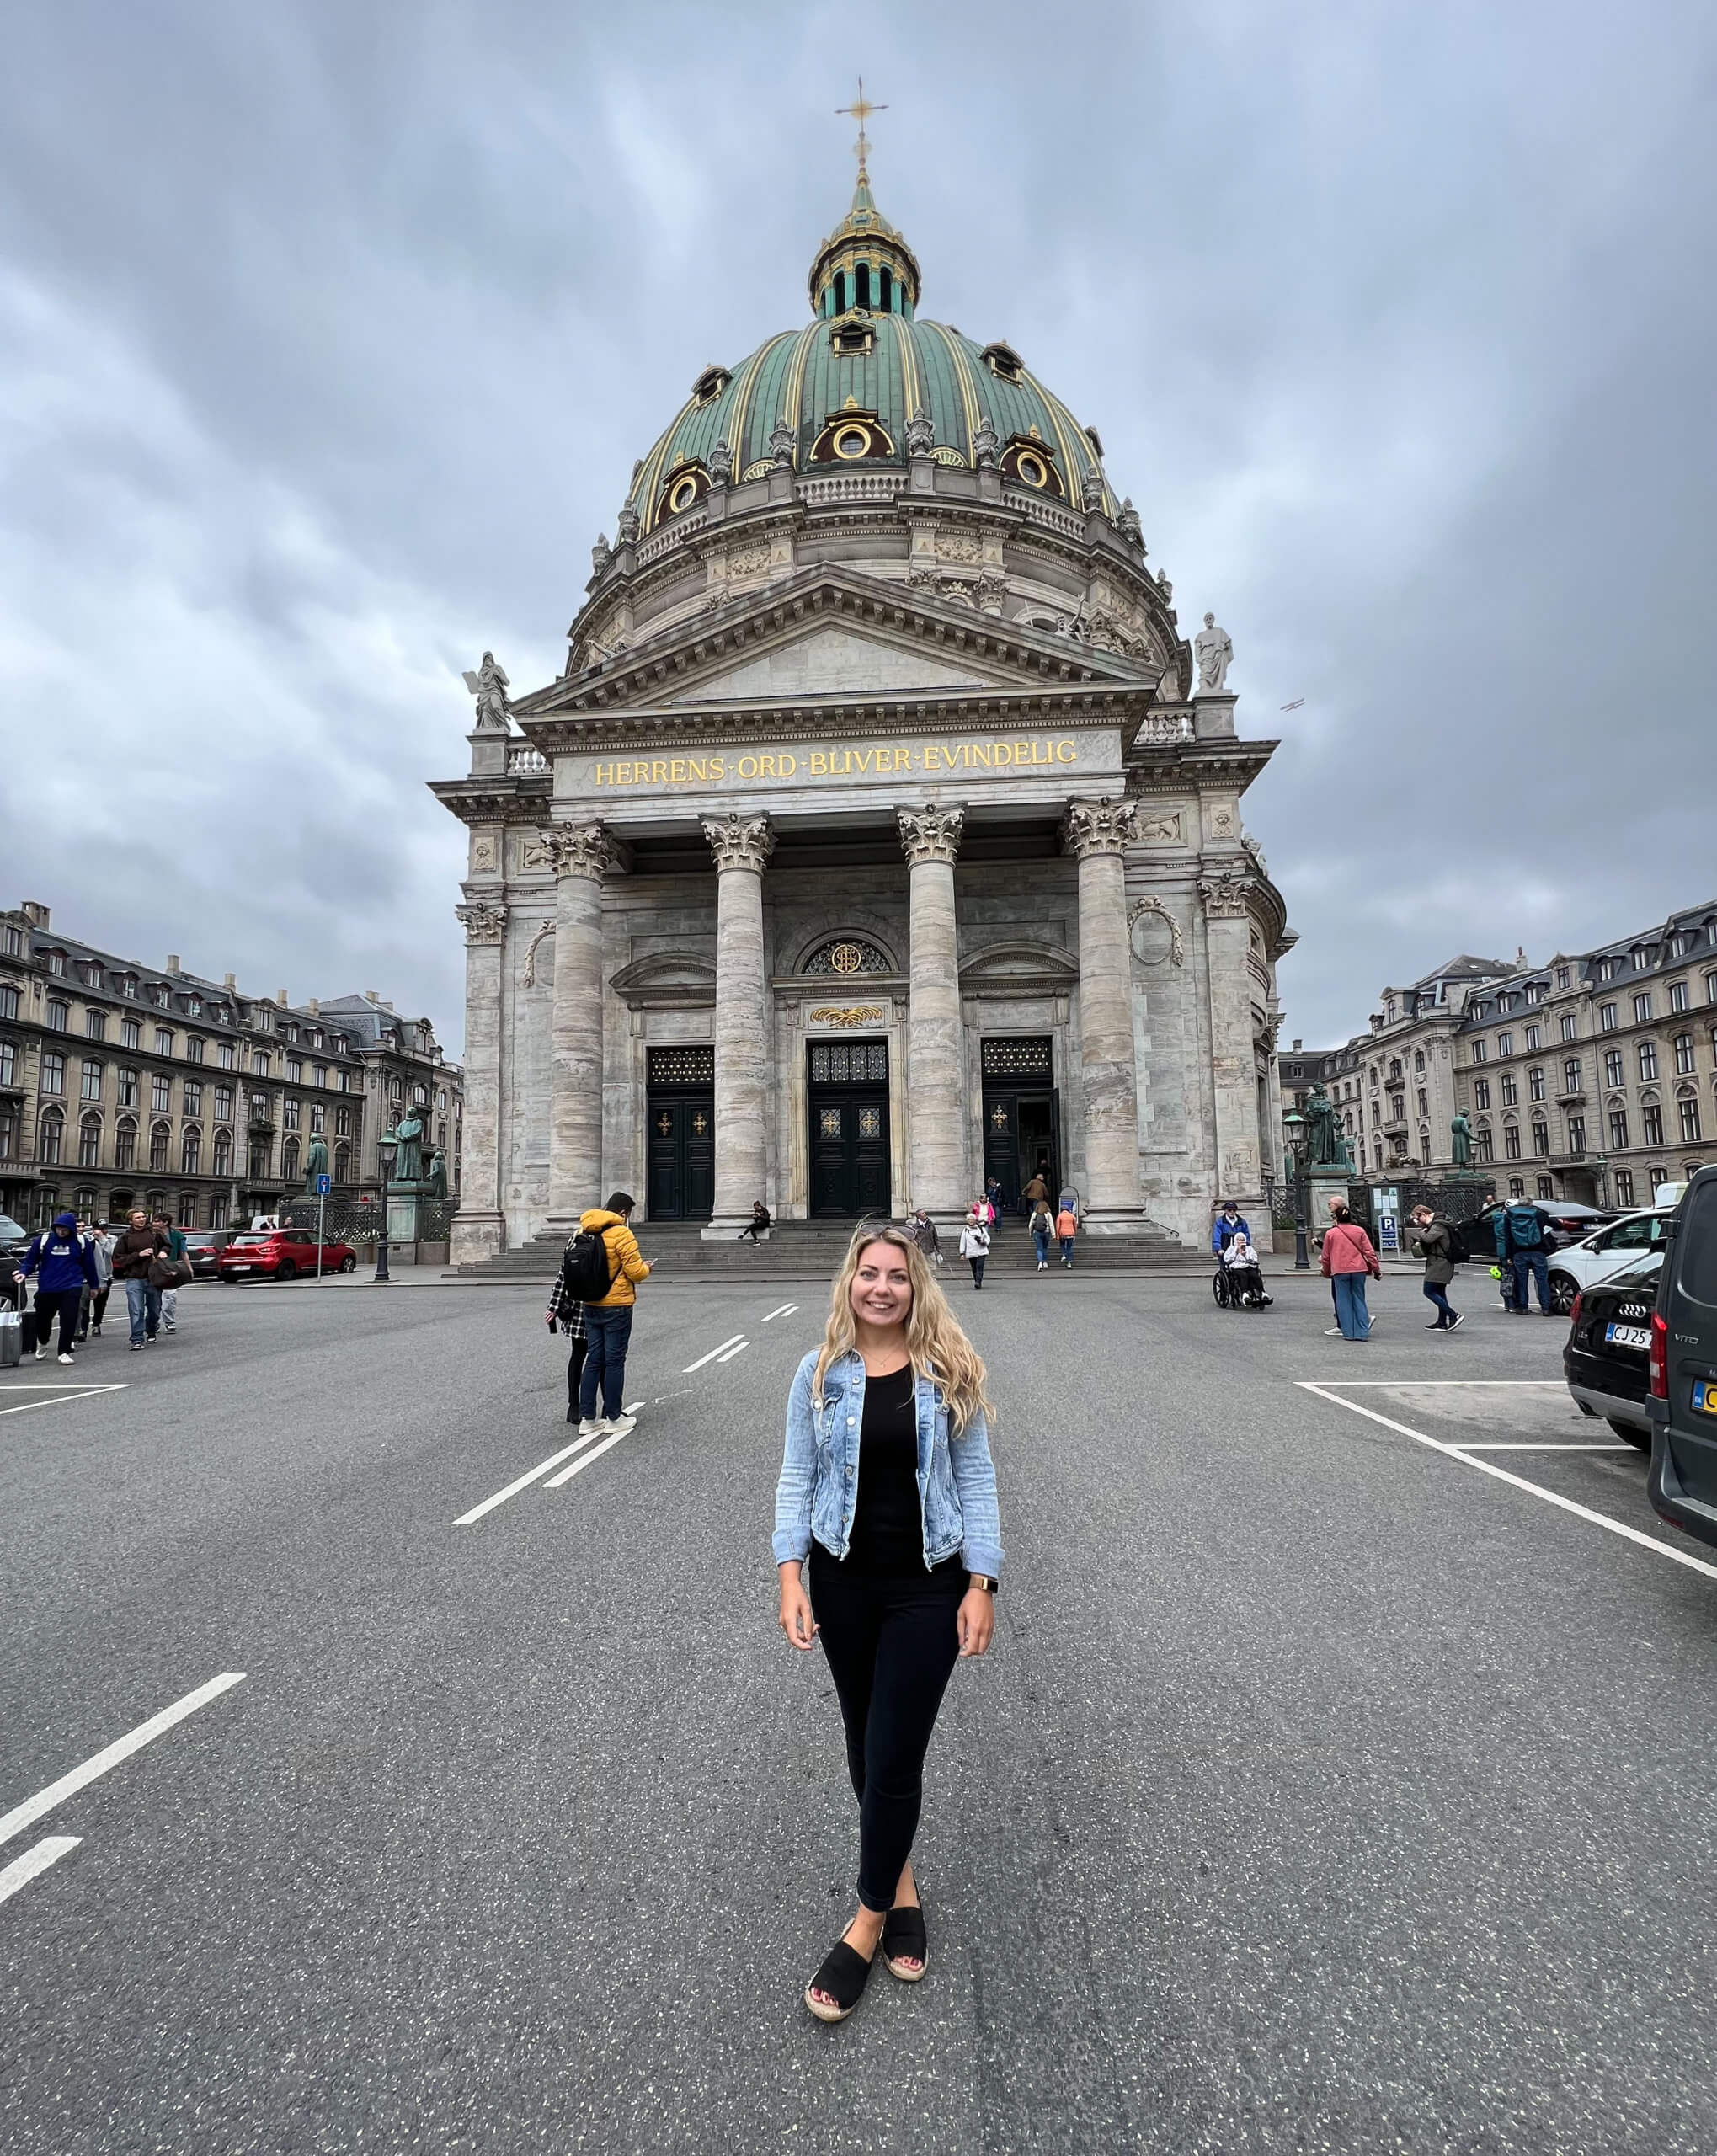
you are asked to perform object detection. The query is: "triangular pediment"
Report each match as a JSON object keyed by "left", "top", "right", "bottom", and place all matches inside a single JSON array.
[{"left": 664, "top": 622, "right": 1012, "bottom": 703}]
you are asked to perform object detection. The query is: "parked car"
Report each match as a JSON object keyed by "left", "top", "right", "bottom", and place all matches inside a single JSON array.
[
  {"left": 216, "top": 1230, "right": 356, "bottom": 1281},
  {"left": 1647, "top": 1166, "right": 1717, "bottom": 1551},
  {"left": 1563, "top": 1255, "right": 1661, "bottom": 1448},
  {"left": 180, "top": 1231, "right": 223, "bottom": 1278},
  {"left": 1542, "top": 1207, "right": 1677, "bottom": 1315},
  {"left": 0, "top": 1213, "right": 28, "bottom": 1258}
]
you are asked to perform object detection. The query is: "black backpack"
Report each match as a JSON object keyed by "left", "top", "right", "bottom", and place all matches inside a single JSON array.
[
  {"left": 562, "top": 1226, "right": 616, "bottom": 1303},
  {"left": 1442, "top": 1216, "right": 1471, "bottom": 1265}
]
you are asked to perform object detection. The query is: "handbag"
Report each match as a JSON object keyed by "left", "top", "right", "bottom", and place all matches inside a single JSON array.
[{"left": 147, "top": 1256, "right": 178, "bottom": 1289}]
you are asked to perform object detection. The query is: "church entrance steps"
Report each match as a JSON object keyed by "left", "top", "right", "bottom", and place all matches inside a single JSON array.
[{"left": 448, "top": 1217, "right": 1197, "bottom": 1283}]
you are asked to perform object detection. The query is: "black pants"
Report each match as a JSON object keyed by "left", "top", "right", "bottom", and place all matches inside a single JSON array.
[
  {"left": 968, "top": 1255, "right": 985, "bottom": 1288},
  {"left": 738, "top": 1220, "right": 767, "bottom": 1241},
  {"left": 808, "top": 1544, "right": 964, "bottom": 1913},
  {"left": 79, "top": 1285, "right": 110, "bottom": 1337},
  {"left": 34, "top": 1288, "right": 82, "bottom": 1356},
  {"left": 566, "top": 1337, "right": 587, "bottom": 1414}
]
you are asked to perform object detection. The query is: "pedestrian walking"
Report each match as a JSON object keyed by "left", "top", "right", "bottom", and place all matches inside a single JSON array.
[
  {"left": 773, "top": 1223, "right": 1003, "bottom": 2025},
  {"left": 1494, "top": 1197, "right": 1557, "bottom": 1315},
  {"left": 1054, "top": 1203, "right": 1078, "bottom": 1268},
  {"left": 80, "top": 1219, "right": 114, "bottom": 1339},
  {"left": 984, "top": 1175, "right": 1004, "bottom": 1224},
  {"left": 111, "top": 1209, "right": 168, "bottom": 1350},
  {"left": 1320, "top": 1201, "right": 1381, "bottom": 1340},
  {"left": 1409, "top": 1206, "right": 1464, "bottom": 1331},
  {"left": 1211, "top": 1200, "right": 1250, "bottom": 1258},
  {"left": 572, "top": 1193, "right": 652, "bottom": 1438},
  {"left": 152, "top": 1212, "right": 188, "bottom": 1332},
  {"left": 908, "top": 1208, "right": 943, "bottom": 1270},
  {"left": 18, "top": 1212, "right": 100, "bottom": 1364},
  {"left": 1021, "top": 1168, "right": 1050, "bottom": 1219},
  {"left": 959, "top": 1206, "right": 990, "bottom": 1290},
  {"left": 738, "top": 1199, "right": 771, "bottom": 1243},
  {"left": 1029, "top": 1198, "right": 1053, "bottom": 1271},
  {"left": 546, "top": 1252, "right": 590, "bottom": 1423}
]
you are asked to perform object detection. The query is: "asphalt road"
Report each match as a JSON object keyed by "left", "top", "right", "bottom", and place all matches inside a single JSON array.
[{"left": 4, "top": 1254, "right": 1717, "bottom": 2154}]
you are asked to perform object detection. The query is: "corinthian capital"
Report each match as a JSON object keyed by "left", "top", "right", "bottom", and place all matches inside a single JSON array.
[
  {"left": 1198, "top": 868, "right": 1253, "bottom": 918},
  {"left": 701, "top": 811, "right": 775, "bottom": 873},
  {"left": 897, "top": 803, "right": 965, "bottom": 867},
  {"left": 528, "top": 823, "right": 611, "bottom": 880},
  {"left": 1060, "top": 797, "right": 1138, "bottom": 859},
  {"left": 456, "top": 900, "right": 508, "bottom": 946}
]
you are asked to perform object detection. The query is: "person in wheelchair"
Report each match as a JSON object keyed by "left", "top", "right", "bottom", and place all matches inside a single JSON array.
[{"left": 1219, "top": 1230, "right": 1272, "bottom": 1308}]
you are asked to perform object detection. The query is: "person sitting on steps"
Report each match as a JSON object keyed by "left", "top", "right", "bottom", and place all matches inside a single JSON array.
[{"left": 739, "top": 1200, "right": 771, "bottom": 1243}]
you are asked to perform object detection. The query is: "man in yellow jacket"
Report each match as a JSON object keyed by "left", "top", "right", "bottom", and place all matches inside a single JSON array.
[{"left": 577, "top": 1192, "right": 653, "bottom": 1438}]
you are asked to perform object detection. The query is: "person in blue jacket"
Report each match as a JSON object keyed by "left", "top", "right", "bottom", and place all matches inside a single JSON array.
[
  {"left": 19, "top": 1212, "right": 99, "bottom": 1364},
  {"left": 1212, "top": 1200, "right": 1250, "bottom": 1257}
]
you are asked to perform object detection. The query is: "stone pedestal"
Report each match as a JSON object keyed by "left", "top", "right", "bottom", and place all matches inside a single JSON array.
[
  {"left": 1062, "top": 799, "right": 1144, "bottom": 1228},
  {"left": 898, "top": 805, "right": 966, "bottom": 1214},
  {"left": 542, "top": 825, "right": 611, "bottom": 1223},
  {"left": 453, "top": 899, "right": 507, "bottom": 1262},
  {"left": 702, "top": 813, "right": 774, "bottom": 1235},
  {"left": 1306, "top": 1166, "right": 1357, "bottom": 1231}
]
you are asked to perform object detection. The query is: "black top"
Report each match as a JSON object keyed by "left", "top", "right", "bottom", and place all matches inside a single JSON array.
[{"left": 844, "top": 1364, "right": 924, "bottom": 1575}]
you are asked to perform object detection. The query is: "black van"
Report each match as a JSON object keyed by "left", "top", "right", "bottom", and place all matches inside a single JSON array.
[{"left": 1647, "top": 1165, "right": 1717, "bottom": 1550}]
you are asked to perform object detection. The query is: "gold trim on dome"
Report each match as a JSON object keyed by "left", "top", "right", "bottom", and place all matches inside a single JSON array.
[
  {"left": 920, "top": 320, "right": 983, "bottom": 455},
  {"left": 739, "top": 458, "right": 774, "bottom": 483},
  {"left": 723, "top": 329, "right": 790, "bottom": 476}
]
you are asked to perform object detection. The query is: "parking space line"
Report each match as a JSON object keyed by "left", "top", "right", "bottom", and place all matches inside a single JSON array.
[
  {"left": 684, "top": 1334, "right": 744, "bottom": 1373},
  {"left": 0, "top": 1384, "right": 131, "bottom": 1418},
  {"left": 0, "top": 1673, "right": 246, "bottom": 1851},
  {"left": 544, "top": 1423, "right": 635, "bottom": 1489},
  {"left": 455, "top": 1437, "right": 595, "bottom": 1525},
  {"left": 1298, "top": 1383, "right": 1717, "bottom": 1584},
  {"left": 1458, "top": 1442, "right": 1637, "bottom": 1452},
  {"left": 716, "top": 1338, "right": 750, "bottom": 1364},
  {"left": 761, "top": 1303, "right": 799, "bottom": 1323},
  {"left": 0, "top": 1836, "right": 80, "bottom": 1908}
]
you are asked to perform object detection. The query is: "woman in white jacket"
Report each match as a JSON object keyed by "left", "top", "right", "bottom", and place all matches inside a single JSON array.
[{"left": 958, "top": 1206, "right": 991, "bottom": 1291}]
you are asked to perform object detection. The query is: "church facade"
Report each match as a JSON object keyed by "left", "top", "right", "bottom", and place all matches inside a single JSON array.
[{"left": 431, "top": 163, "right": 1292, "bottom": 1260}]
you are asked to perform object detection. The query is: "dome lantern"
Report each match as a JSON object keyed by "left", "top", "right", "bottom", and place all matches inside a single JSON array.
[{"left": 809, "top": 82, "right": 920, "bottom": 319}]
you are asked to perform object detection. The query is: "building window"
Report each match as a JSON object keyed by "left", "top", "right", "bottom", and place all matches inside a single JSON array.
[
  {"left": 1505, "top": 1125, "right": 1522, "bottom": 1160},
  {"left": 333, "top": 1142, "right": 351, "bottom": 1183},
  {"left": 154, "top": 1027, "right": 173, "bottom": 1056},
  {"left": 150, "top": 1122, "right": 170, "bottom": 1172},
  {"left": 1508, "top": 1177, "right": 1525, "bottom": 1199},
  {"left": 1643, "top": 1104, "right": 1664, "bottom": 1147},
  {"left": 1560, "top": 1013, "right": 1577, "bottom": 1042},
  {"left": 312, "top": 1063, "right": 328, "bottom": 1089},
  {"left": 1476, "top": 1128, "right": 1494, "bottom": 1163},
  {"left": 181, "top": 1127, "right": 201, "bottom": 1174},
  {"left": 47, "top": 999, "right": 69, "bottom": 1033},
  {"left": 1600, "top": 1003, "right": 1618, "bottom": 1032},
  {"left": 1525, "top": 1025, "right": 1541, "bottom": 1051},
  {"left": 78, "top": 1114, "right": 102, "bottom": 1167},
  {"left": 1, "top": 926, "right": 18, "bottom": 957},
  {"left": 1670, "top": 980, "right": 1689, "bottom": 1013},
  {"left": 218, "top": 1042, "right": 235, "bottom": 1070},
  {"left": 212, "top": 1129, "right": 232, "bottom": 1177},
  {"left": 254, "top": 1050, "right": 270, "bottom": 1078},
  {"left": 40, "top": 1050, "right": 65, "bottom": 1095},
  {"left": 310, "top": 1102, "right": 326, "bottom": 1135},
  {"left": 248, "top": 1134, "right": 272, "bottom": 1180},
  {"left": 209, "top": 1196, "right": 227, "bottom": 1228},
  {"left": 0, "top": 986, "right": 16, "bottom": 1022},
  {"left": 1556, "top": 967, "right": 1570, "bottom": 990},
  {"left": 1469, "top": 1078, "right": 1490, "bottom": 1110},
  {"left": 1609, "top": 1109, "right": 1630, "bottom": 1150},
  {"left": 284, "top": 1097, "right": 301, "bottom": 1132},
  {"left": 184, "top": 1080, "right": 202, "bottom": 1117},
  {"left": 1634, "top": 993, "right": 1653, "bottom": 1024},
  {"left": 78, "top": 1058, "right": 102, "bottom": 1102},
  {"left": 1562, "top": 1059, "right": 1581, "bottom": 1093},
  {"left": 1605, "top": 1049, "right": 1624, "bottom": 1089},
  {"left": 1567, "top": 1114, "right": 1586, "bottom": 1152},
  {"left": 334, "top": 1105, "right": 350, "bottom": 1137},
  {"left": 1615, "top": 1169, "right": 1634, "bottom": 1207},
  {"left": 1501, "top": 1074, "right": 1518, "bottom": 1106},
  {"left": 287, "top": 1057, "right": 303, "bottom": 1083},
  {"left": 1498, "top": 1032, "right": 1515, "bottom": 1057},
  {"left": 0, "top": 1040, "right": 13, "bottom": 1089},
  {"left": 37, "top": 1111, "right": 65, "bottom": 1165},
  {"left": 120, "top": 1018, "right": 141, "bottom": 1049},
  {"left": 1706, "top": 973, "right": 1717, "bottom": 1005},
  {"left": 85, "top": 1009, "right": 105, "bottom": 1041},
  {"left": 281, "top": 1136, "right": 301, "bottom": 1183},
  {"left": 1471, "top": 1039, "right": 1487, "bottom": 1065},
  {"left": 1682, "top": 1097, "right": 1704, "bottom": 1145},
  {"left": 1537, "top": 1176, "right": 1554, "bottom": 1198},
  {"left": 214, "top": 1086, "right": 233, "bottom": 1121},
  {"left": 186, "top": 1037, "right": 205, "bottom": 1065},
  {"left": 1416, "top": 1087, "right": 1427, "bottom": 1118},
  {"left": 152, "top": 1073, "right": 172, "bottom": 1114},
  {"left": 178, "top": 1193, "right": 199, "bottom": 1226},
  {"left": 1528, "top": 1067, "right": 1545, "bottom": 1102},
  {"left": 115, "top": 1118, "right": 136, "bottom": 1170},
  {"left": 1532, "top": 1120, "right": 1549, "bottom": 1156},
  {"left": 1639, "top": 1041, "right": 1659, "bottom": 1081},
  {"left": 1675, "top": 1033, "right": 1697, "bottom": 1075}
]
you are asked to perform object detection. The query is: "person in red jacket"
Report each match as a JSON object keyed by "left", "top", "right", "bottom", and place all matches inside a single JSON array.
[{"left": 1320, "top": 1201, "right": 1382, "bottom": 1340}]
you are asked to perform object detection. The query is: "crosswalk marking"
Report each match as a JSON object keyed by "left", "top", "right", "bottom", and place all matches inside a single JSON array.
[
  {"left": 761, "top": 1303, "right": 799, "bottom": 1323},
  {"left": 716, "top": 1338, "right": 750, "bottom": 1364},
  {"left": 684, "top": 1334, "right": 744, "bottom": 1372}
]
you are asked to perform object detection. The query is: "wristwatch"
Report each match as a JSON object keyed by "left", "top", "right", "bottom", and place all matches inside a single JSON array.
[{"left": 967, "top": 1572, "right": 999, "bottom": 1596}]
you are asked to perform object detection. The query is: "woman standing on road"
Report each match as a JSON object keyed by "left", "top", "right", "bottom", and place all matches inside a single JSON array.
[
  {"left": 1321, "top": 1200, "right": 1382, "bottom": 1340},
  {"left": 773, "top": 1225, "right": 1004, "bottom": 2025}
]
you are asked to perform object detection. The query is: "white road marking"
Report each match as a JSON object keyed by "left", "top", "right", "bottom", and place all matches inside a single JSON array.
[
  {"left": 455, "top": 1436, "right": 600, "bottom": 1525},
  {"left": 1299, "top": 1383, "right": 1717, "bottom": 1584},
  {"left": 0, "top": 1837, "right": 80, "bottom": 1908},
  {"left": 684, "top": 1334, "right": 745, "bottom": 1372},
  {"left": 1457, "top": 1443, "right": 1638, "bottom": 1453},
  {"left": 716, "top": 1338, "right": 750, "bottom": 1364},
  {"left": 544, "top": 1423, "right": 636, "bottom": 1488},
  {"left": 1320, "top": 1380, "right": 1565, "bottom": 1388},
  {"left": 0, "top": 1384, "right": 130, "bottom": 1417},
  {"left": 761, "top": 1303, "right": 799, "bottom": 1323},
  {"left": 0, "top": 1673, "right": 246, "bottom": 1851}
]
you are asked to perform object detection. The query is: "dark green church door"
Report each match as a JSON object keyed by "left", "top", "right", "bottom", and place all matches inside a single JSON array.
[
  {"left": 808, "top": 1038, "right": 890, "bottom": 1219},
  {"left": 646, "top": 1047, "right": 714, "bottom": 1220}
]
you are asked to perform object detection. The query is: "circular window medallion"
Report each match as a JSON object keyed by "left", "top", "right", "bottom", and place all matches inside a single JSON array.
[
  {"left": 1016, "top": 451, "right": 1047, "bottom": 488},
  {"left": 829, "top": 942, "right": 866, "bottom": 974},
  {"left": 833, "top": 426, "right": 872, "bottom": 461},
  {"left": 667, "top": 473, "right": 701, "bottom": 513}
]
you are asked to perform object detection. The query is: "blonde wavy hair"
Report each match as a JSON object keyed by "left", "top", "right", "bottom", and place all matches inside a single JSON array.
[{"left": 812, "top": 1221, "right": 994, "bottom": 1435}]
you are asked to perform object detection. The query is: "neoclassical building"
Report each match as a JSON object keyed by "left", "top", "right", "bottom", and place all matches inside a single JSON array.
[{"left": 432, "top": 156, "right": 1292, "bottom": 1260}]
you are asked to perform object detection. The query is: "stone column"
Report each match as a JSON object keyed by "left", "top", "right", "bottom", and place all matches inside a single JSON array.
[
  {"left": 1199, "top": 866, "right": 1261, "bottom": 1205},
  {"left": 451, "top": 899, "right": 508, "bottom": 1262},
  {"left": 701, "top": 812, "right": 775, "bottom": 1234},
  {"left": 898, "top": 804, "right": 967, "bottom": 1215},
  {"left": 1062, "top": 798, "right": 1143, "bottom": 1223},
  {"left": 541, "top": 825, "right": 611, "bottom": 1222}
]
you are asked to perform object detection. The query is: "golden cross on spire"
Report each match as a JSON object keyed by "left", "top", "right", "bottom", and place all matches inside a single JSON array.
[{"left": 835, "top": 77, "right": 886, "bottom": 184}]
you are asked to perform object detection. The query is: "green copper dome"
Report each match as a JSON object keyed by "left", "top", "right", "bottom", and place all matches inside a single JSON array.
[{"left": 625, "top": 183, "right": 1117, "bottom": 536}]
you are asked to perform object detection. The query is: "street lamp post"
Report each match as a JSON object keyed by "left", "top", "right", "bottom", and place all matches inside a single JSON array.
[
  {"left": 374, "top": 1130, "right": 397, "bottom": 1284},
  {"left": 1282, "top": 1107, "right": 1312, "bottom": 1270}
]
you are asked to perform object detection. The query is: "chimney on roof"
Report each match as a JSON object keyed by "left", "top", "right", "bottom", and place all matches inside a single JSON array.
[
  {"left": 167, "top": 955, "right": 180, "bottom": 975},
  {"left": 365, "top": 990, "right": 379, "bottom": 1003},
  {"left": 276, "top": 990, "right": 288, "bottom": 1006},
  {"left": 223, "top": 972, "right": 237, "bottom": 990},
  {"left": 1292, "top": 1038, "right": 1303, "bottom": 1051},
  {"left": 1515, "top": 946, "right": 1528, "bottom": 965},
  {"left": 306, "top": 998, "right": 319, "bottom": 1016},
  {"left": 20, "top": 901, "right": 49, "bottom": 928},
  {"left": 381, "top": 1000, "right": 394, "bottom": 1012}
]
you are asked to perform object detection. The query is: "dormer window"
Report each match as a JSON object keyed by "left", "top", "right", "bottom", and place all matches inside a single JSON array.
[
  {"left": 999, "top": 431, "right": 1064, "bottom": 499},
  {"left": 829, "top": 319, "right": 875, "bottom": 356},
  {"left": 691, "top": 364, "right": 730, "bottom": 405},
  {"left": 658, "top": 462, "right": 710, "bottom": 519},
  {"left": 810, "top": 408, "right": 893, "bottom": 464},
  {"left": 981, "top": 341, "right": 1023, "bottom": 383}
]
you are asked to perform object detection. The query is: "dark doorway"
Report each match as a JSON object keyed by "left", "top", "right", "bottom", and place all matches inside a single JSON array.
[
  {"left": 808, "top": 1038, "right": 891, "bottom": 1218},
  {"left": 980, "top": 1037, "right": 1060, "bottom": 1215},
  {"left": 646, "top": 1046, "right": 714, "bottom": 1220}
]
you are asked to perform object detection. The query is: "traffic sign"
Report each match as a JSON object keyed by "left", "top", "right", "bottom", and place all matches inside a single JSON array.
[{"left": 315, "top": 1173, "right": 332, "bottom": 1196}]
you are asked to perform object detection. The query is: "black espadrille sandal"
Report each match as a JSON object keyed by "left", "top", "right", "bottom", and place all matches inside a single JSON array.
[
  {"left": 881, "top": 1903, "right": 928, "bottom": 1982},
  {"left": 804, "top": 1935, "right": 877, "bottom": 2024}
]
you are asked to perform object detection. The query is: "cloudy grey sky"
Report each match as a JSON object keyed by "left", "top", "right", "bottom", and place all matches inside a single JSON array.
[{"left": 4, "top": 1, "right": 1714, "bottom": 1052}]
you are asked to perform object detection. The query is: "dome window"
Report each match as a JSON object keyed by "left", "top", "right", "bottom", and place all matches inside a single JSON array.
[
  {"left": 830, "top": 320, "right": 875, "bottom": 357},
  {"left": 999, "top": 434, "right": 1065, "bottom": 499},
  {"left": 692, "top": 365, "right": 730, "bottom": 405},
  {"left": 981, "top": 341, "right": 1024, "bottom": 383},
  {"left": 658, "top": 462, "right": 710, "bottom": 520},
  {"left": 809, "top": 408, "right": 894, "bottom": 465}
]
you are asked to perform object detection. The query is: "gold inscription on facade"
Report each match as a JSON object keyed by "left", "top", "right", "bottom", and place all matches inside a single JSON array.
[{"left": 587, "top": 736, "right": 1083, "bottom": 790}]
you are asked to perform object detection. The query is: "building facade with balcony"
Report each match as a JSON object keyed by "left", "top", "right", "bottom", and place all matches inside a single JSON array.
[{"left": 0, "top": 902, "right": 462, "bottom": 1230}]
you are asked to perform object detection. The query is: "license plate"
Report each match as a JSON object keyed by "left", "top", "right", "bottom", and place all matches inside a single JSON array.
[
  {"left": 1694, "top": 1380, "right": 1717, "bottom": 1417},
  {"left": 1605, "top": 1322, "right": 1650, "bottom": 1350},
  {"left": 227, "top": 1265, "right": 250, "bottom": 1273}
]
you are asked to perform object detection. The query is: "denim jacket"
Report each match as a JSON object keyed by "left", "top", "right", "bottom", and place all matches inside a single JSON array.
[{"left": 771, "top": 1349, "right": 1005, "bottom": 1577}]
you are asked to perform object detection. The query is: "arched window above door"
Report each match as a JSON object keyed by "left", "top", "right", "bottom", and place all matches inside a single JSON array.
[{"left": 803, "top": 937, "right": 891, "bottom": 976}]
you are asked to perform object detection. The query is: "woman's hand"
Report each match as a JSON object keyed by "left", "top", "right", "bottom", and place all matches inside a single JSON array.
[
  {"left": 778, "top": 1562, "right": 819, "bottom": 1651},
  {"left": 957, "top": 1588, "right": 995, "bottom": 1658}
]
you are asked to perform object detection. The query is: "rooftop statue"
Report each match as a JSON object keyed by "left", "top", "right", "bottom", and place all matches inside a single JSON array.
[
  {"left": 616, "top": 501, "right": 640, "bottom": 546},
  {"left": 1081, "top": 464, "right": 1106, "bottom": 512},
  {"left": 905, "top": 408, "right": 935, "bottom": 458},
  {"left": 972, "top": 414, "right": 999, "bottom": 469},
  {"left": 1195, "top": 612, "right": 1233, "bottom": 693},
  {"left": 769, "top": 420, "right": 795, "bottom": 467},
  {"left": 461, "top": 651, "right": 512, "bottom": 734}
]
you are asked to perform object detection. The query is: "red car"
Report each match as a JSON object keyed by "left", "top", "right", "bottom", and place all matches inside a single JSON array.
[{"left": 216, "top": 1230, "right": 357, "bottom": 1281}]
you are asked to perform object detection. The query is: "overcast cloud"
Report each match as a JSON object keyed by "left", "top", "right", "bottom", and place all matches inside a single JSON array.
[{"left": 3, "top": 1, "right": 1714, "bottom": 1053}]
